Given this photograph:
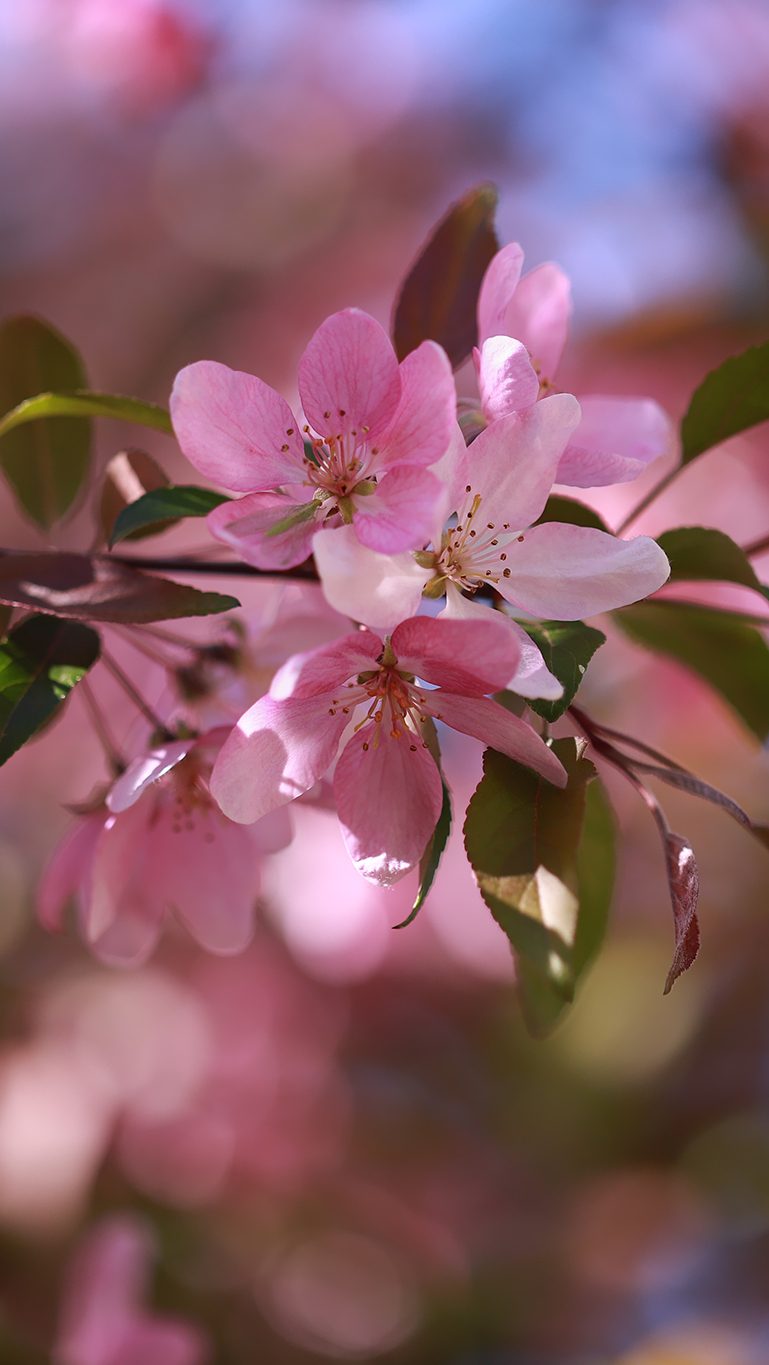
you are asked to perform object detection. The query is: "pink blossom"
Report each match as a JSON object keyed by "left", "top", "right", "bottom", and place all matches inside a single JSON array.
[
  {"left": 474, "top": 242, "right": 672, "bottom": 487},
  {"left": 53, "top": 1213, "right": 208, "bottom": 1365},
  {"left": 312, "top": 399, "right": 670, "bottom": 699},
  {"left": 37, "top": 729, "right": 291, "bottom": 966},
  {"left": 170, "top": 308, "right": 456, "bottom": 568},
  {"left": 210, "top": 615, "right": 566, "bottom": 887}
]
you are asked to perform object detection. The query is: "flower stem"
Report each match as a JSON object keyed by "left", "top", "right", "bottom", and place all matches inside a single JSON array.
[{"left": 100, "top": 649, "right": 173, "bottom": 738}]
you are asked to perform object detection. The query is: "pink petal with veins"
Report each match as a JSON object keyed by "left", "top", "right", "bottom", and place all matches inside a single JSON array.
[
  {"left": 149, "top": 804, "right": 261, "bottom": 954},
  {"left": 333, "top": 722, "right": 443, "bottom": 886},
  {"left": 269, "top": 632, "right": 382, "bottom": 700},
  {"left": 556, "top": 395, "right": 672, "bottom": 488},
  {"left": 206, "top": 492, "right": 318, "bottom": 570},
  {"left": 475, "top": 336, "right": 540, "bottom": 422},
  {"left": 423, "top": 692, "right": 567, "bottom": 786},
  {"left": 440, "top": 586, "right": 563, "bottom": 700},
  {"left": 503, "top": 262, "right": 571, "bottom": 383},
  {"left": 170, "top": 360, "right": 304, "bottom": 491},
  {"left": 378, "top": 340, "right": 456, "bottom": 468},
  {"left": 211, "top": 693, "right": 351, "bottom": 824},
  {"left": 463, "top": 393, "right": 581, "bottom": 528},
  {"left": 391, "top": 615, "right": 520, "bottom": 695},
  {"left": 352, "top": 464, "right": 445, "bottom": 553},
  {"left": 477, "top": 242, "right": 525, "bottom": 345},
  {"left": 87, "top": 798, "right": 160, "bottom": 946},
  {"left": 496, "top": 522, "right": 670, "bottom": 619},
  {"left": 313, "top": 526, "right": 429, "bottom": 630},
  {"left": 298, "top": 309, "right": 401, "bottom": 443}
]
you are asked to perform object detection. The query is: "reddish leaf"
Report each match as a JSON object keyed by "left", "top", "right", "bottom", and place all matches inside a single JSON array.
[
  {"left": 663, "top": 831, "right": 700, "bottom": 994},
  {"left": 0, "top": 552, "right": 238, "bottom": 623},
  {"left": 392, "top": 183, "right": 499, "bottom": 369}
]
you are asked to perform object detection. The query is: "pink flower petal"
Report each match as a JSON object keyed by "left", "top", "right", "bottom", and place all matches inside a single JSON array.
[
  {"left": 210, "top": 693, "right": 351, "bottom": 824},
  {"left": 378, "top": 340, "right": 456, "bottom": 468},
  {"left": 170, "top": 360, "right": 304, "bottom": 491},
  {"left": 496, "top": 522, "right": 670, "bottom": 619},
  {"left": 503, "top": 262, "right": 571, "bottom": 383},
  {"left": 475, "top": 336, "right": 540, "bottom": 422},
  {"left": 114, "top": 1319, "right": 207, "bottom": 1365},
  {"left": 440, "top": 586, "right": 563, "bottom": 700},
  {"left": 55, "top": 1215, "right": 150, "bottom": 1362},
  {"left": 556, "top": 395, "right": 672, "bottom": 488},
  {"left": 55, "top": 1215, "right": 207, "bottom": 1365},
  {"left": 250, "top": 804, "right": 293, "bottom": 854},
  {"left": 463, "top": 393, "right": 581, "bottom": 529},
  {"left": 269, "top": 631, "right": 382, "bottom": 700},
  {"left": 423, "top": 692, "right": 567, "bottom": 786},
  {"left": 352, "top": 464, "right": 445, "bottom": 553},
  {"left": 333, "top": 722, "right": 443, "bottom": 885},
  {"left": 390, "top": 615, "right": 520, "bottom": 695},
  {"left": 89, "top": 904, "right": 165, "bottom": 969},
  {"left": 107, "top": 741, "right": 193, "bottom": 814},
  {"left": 150, "top": 804, "right": 261, "bottom": 954},
  {"left": 477, "top": 242, "right": 525, "bottom": 345},
  {"left": 428, "top": 422, "right": 473, "bottom": 534},
  {"left": 313, "top": 525, "right": 429, "bottom": 630},
  {"left": 87, "top": 798, "right": 159, "bottom": 945},
  {"left": 298, "top": 309, "right": 401, "bottom": 443},
  {"left": 206, "top": 492, "right": 318, "bottom": 570},
  {"left": 36, "top": 811, "right": 106, "bottom": 932}
]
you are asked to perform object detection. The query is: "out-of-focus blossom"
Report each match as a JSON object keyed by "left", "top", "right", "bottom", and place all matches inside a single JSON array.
[
  {"left": 170, "top": 309, "right": 455, "bottom": 567},
  {"left": 37, "top": 728, "right": 291, "bottom": 965},
  {"left": 474, "top": 242, "right": 673, "bottom": 488},
  {"left": 166, "top": 582, "right": 351, "bottom": 729},
  {"left": 116, "top": 942, "right": 349, "bottom": 1204},
  {"left": 53, "top": 1212, "right": 208, "bottom": 1365},
  {"left": 211, "top": 615, "right": 566, "bottom": 885}
]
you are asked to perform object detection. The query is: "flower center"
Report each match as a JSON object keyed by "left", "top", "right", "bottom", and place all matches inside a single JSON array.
[
  {"left": 421, "top": 485, "right": 522, "bottom": 597},
  {"left": 301, "top": 413, "right": 379, "bottom": 505},
  {"left": 325, "top": 646, "right": 433, "bottom": 755}
]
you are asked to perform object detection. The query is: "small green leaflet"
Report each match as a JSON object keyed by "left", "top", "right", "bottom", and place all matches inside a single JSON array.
[
  {"left": 464, "top": 738, "right": 615, "bottom": 1038},
  {"left": 617, "top": 600, "right": 769, "bottom": 742},
  {"left": 392, "top": 183, "right": 500, "bottom": 370},
  {"left": 522, "top": 620, "right": 606, "bottom": 723},
  {"left": 0, "top": 615, "right": 100, "bottom": 767},
  {"left": 681, "top": 337, "right": 769, "bottom": 465},
  {"left": 110, "top": 486, "right": 231, "bottom": 547},
  {"left": 0, "top": 317, "right": 92, "bottom": 530},
  {"left": 535, "top": 495, "right": 610, "bottom": 533},
  {"left": 264, "top": 501, "right": 317, "bottom": 538},
  {"left": 657, "top": 525, "right": 769, "bottom": 603},
  {"left": 0, "top": 390, "right": 174, "bottom": 441},
  {"left": 395, "top": 780, "right": 452, "bottom": 928}
]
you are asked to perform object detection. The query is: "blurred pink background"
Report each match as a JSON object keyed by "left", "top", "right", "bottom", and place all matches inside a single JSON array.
[{"left": 2, "top": 2, "right": 769, "bottom": 1362}]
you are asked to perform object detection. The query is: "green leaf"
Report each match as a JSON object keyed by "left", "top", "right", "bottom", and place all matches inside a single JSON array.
[
  {"left": 264, "top": 501, "right": 317, "bottom": 538},
  {"left": 100, "top": 449, "right": 173, "bottom": 546},
  {"left": 110, "top": 485, "right": 231, "bottom": 546},
  {"left": 573, "top": 777, "right": 616, "bottom": 978},
  {"left": 0, "top": 614, "right": 100, "bottom": 766},
  {"left": 681, "top": 338, "right": 769, "bottom": 465},
  {"left": 464, "top": 738, "right": 597, "bottom": 1006},
  {"left": 0, "top": 317, "right": 91, "bottom": 529},
  {"left": 657, "top": 525, "right": 769, "bottom": 601},
  {"left": 0, "top": 551, "right": 239, "bottom": 623},
  {"left": 522, "top": 620, "right": 606, "bottom": 723},
  {"left": 535, "top": 495, "right": 610, "bottom": 533},
  {"left": 396, "top": 780, "right": 452, "bottom": 928},
  {"left": 0, "top": 390, "right": 173, "bottom": 441},
  {"left": 392, "top": 183, "right": 500, "bottom": 370},
  {"left": 617, "top": 600, "right": 769, "bottom": 741}
]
